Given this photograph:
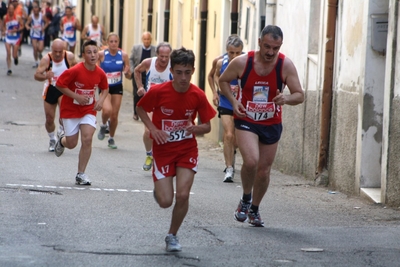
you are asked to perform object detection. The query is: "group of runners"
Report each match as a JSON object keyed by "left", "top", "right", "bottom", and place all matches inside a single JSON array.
[{"left": 6, "top": 19, "right": 304, "bottom": 253}]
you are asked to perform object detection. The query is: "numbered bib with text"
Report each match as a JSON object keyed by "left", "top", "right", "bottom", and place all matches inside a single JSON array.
[
  {"left": 73, "top": 89, "right": 95, "bottom": 105},
  {"left": 162, "top": 119, "right": 193, "bottom": 142},
  {"left": 246, "top": 101, "right": 276, "bottom": 121},
  {"left": 106, "top": 71, "right": 122, "bottom": 85}
]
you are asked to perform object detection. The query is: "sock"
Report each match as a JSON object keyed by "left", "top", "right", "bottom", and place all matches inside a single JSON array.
[
  {"left": 48, "top": 132, "right": 56, "bottom": 140},
  {"left": 250, "top": 204, "right": 259, "bottom": 213},
  {"left": 242, "top": 193, "right": 252, "bottom": 203},
  {"left": 109, "top": 136, "right": 114, "bottom": 140},
  {"left": 146, "top": 150, "right": 152, "bottom": 156}
]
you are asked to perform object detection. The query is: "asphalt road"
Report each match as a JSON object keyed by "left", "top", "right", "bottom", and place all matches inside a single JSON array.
[{"left": 1, "top": 43, "right": 400, "bottom": 267}]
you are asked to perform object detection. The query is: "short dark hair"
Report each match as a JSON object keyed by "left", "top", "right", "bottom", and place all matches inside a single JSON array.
[
  {"left": 170, "top": 47, "right": 195, "bottom": 69},
  {"left": 82, "top": 40, "right": 98, "bottom": 54},
  {"left": 260, "top": 25, "right": 283, "bottom": 41}
]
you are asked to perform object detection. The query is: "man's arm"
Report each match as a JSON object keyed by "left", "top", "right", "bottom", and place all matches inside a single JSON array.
[
  {"left": 80, "top": 25, "right": 88, "bottom": 41},
  {"left": 211, "top": 59, "right": 223, "bottom": 106},
  {"left": 34, "top": 55, "right": 52, "bottom": 81},
  {"left": 207, "top": 55, "right": 223, "bottom": 96},
  {"left": 134, "top": 58, "right": 151, "bottom": 95},
  {"left": 100, "top": 24, "right": 105, "bottom": 45},
  {"left": 66, "top": 51, "right": 77, "bottom": 67},
  {"left": 122, "top": 51, "right": 131, "bottom": 79},
  {"left": 25, "top": 16, "right": 32, "bottom": 30},
  {"left": 219, "top": 55, "right": 247, "bottom": 118},
  {"left": 272, "top": 57, "right": 304, "bottom": 106},
  {"left": 137, "top": 105, "right": 169, "bottom": 145},
  {"left": 74, "top": 17, "right": 81, "bottom": 31}
]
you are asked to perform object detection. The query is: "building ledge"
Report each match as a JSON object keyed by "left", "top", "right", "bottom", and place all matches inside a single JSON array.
[{"left": 360, "top": 188, "right": 381, "bottom": 203}]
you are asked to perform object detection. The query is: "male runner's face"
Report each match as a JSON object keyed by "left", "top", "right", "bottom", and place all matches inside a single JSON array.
[
  {"left": 83, "top": 45, "right": 99, "bottom": 65},
  {"left": 157, "top": 46, "right": 171, "bottom": 68},
  {"left": 258, "top": 33, "right": 282, "bottom": 63},
  {"left": 226, "top": 45, "right": 243, "bottom": 62},
  {"left": 51, "top": 45, "right": 64, "bottom": 62},
  {"left": 171, "top": 64, "right": 194, "bottom": 92}
]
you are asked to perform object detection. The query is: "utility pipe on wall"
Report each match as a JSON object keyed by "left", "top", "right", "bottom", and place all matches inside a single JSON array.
[
  {"left": 316, "top": 0, "right": 338, "bottom": 176},
  {"left": 147, "top": 0, "right": 153, "bottom": 32},
  {"left": 198, "top": 0, "right": 208, "bottom": 91},
  {"left": 164, "top": 0, "right": 170, "bottom": 42},
  {"left": 231, "top": 0, "right": 238, "bottom": 34}
]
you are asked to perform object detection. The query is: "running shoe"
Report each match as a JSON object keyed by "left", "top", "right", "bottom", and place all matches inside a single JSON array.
[
  {"left": 165, "top": 235, "right": 182, "bottom": 252},
  {"left": 14, "top": 57, "right": 18, "bottom": 65},
  {"left": 223, "top": 166, "right": 234, "bottom": 183},
  {"left": 108, "top": 139, "right": 117, "bottom": 149},
  {"left": 75, "top": 173, "right": 91, "bottom": 185},
  {"left": 54, "top": 134, "right": 65, "bottom": 157},
  {"left": 7, "top": 70, "right": 12, "bottom": 76},
  {"left": 32, "top": 63, "right": 38, "bottom": 68},
  {"left": 234, "top": 199, "right": 251, "bottom": 222},
  {"left": 97, "top": 125, "right": 107, "bottom": 140},
  {"left": 48, "top": 139, "right": 56, "bottom": 152},
  {"left": 142, "top": 156, "right": 153, "bottom": 171},
  {"left": 248, "top": 209, "right": 265, "bottom": 227}
]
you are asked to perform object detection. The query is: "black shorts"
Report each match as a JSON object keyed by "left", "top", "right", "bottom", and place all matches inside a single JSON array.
[
  {"left": 99, "top": 84, "right": 123, "bottom": 95},
  {"left": 44, "top": 85, "right": 63, "bottom": 104},
  {"left": 234, "top": 119, "right": 283, "bottom": 145},
  {"left": 217, "top": 106, "right": 233, "bottom": 118}
]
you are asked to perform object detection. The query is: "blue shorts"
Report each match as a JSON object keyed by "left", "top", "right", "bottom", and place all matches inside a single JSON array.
[{"left": 234, "top": 119, "right": 282, "bottom": 145}]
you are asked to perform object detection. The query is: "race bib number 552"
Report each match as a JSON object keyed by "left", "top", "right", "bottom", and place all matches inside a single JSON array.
[
  {"left": 73, "top": 89, "right": 95, "bottom": 105},
  {"left": 162, "top": 119, "right": 193, "bottom": 142}
]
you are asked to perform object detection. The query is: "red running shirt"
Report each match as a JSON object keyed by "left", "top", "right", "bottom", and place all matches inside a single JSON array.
[
  {"left": 237, "top": 51, "right": 286, "bottom": 125},
  {"left": 137, "top": 81, "right": 217, "bottom": 153},
  {"left": 56, "top": 62, "right": 108, "bottom": 118}
]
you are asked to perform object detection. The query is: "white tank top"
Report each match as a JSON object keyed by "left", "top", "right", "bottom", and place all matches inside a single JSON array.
[
  {"left": 146, "top": 57, "right": 172, "bottom": 91},
  {"left": 30, "top": 13, "right": 44, "bottom": 39},
  {"left": 87, "top": 23, "right": 102, "bottom": 47}
]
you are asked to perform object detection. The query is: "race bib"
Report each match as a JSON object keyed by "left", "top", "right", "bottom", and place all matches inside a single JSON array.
[
  {"left": 162, "top": 119, "right": 193, "bottom": 142},
  {"left": 65, "top": 30, "right": 74, "bottom": 38},
  {"left": 246, "top": 101, "right": 276, "bottom": 121},
  {"left": 106, "top": 71, "right": 122, "bottom": 85},
  {"left": 73, "top": 89, "right": 95, "bottom": 105}
]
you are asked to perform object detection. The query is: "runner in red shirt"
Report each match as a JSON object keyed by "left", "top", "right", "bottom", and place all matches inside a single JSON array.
[
  {"left": 54, "top": 40, "right": 109, "bottom": 186},
  {"left": 219, "top": 25, "right": 304, "bottom": 227},
  {"left": 136, "top": 47, "right": 216, "bottom": 252}
]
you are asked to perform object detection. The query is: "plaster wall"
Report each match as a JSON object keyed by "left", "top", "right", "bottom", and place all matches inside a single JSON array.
[
  {"left": 329, "top": 0, "right": 365, "bottom": 194},
  {"left": 273, "top": 0, "right": 310, "bottom": 174}
]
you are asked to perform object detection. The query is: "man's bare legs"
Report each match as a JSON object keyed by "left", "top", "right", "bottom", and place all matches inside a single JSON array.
[
  {"left": 234, "top": 129, "right": 279, "bottom": 226},
  {"left": 221, "top": 114, "right": 235, "bottom": 182}
]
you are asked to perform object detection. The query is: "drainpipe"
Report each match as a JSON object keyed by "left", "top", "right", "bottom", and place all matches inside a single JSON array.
[
  {"left": 259, "top": 0, "right": 266, "bottom": 31},
  {"left": 110, "top": 0, "right": 114, "bottom": 32},
  {"left": 198, "top": 0, "right": 208, "bottom": 91},
  {"left": 164, "top": 0, "right": 170, "bottom": 42},
  {"left": 147, "top": 0, "right": 153, "bottom": 32},
  {"left": 118, "top": 0, "right": 124, "bottom": 48},
  {"left": 231, "top": 0, "right": 238, "bottom": 34},
  {"left": 316, "top": 0, "right": 338, "bottom": 177}
]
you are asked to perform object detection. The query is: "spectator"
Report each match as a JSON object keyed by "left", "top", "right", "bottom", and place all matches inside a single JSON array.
[{"left": 48, "top": 5, "right": 61, "bottom": 41}]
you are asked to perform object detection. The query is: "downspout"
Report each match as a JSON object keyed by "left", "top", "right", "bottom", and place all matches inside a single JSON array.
[
  {"left": 79, "top": 0, "right": 86, "bottom": 56},
  {"left": 164, "top": 0, "right": 170, "bottom": 42},
  {"left": 109, "top": 0, "right": 114, "bottom": 32},
  {"left": 260, "top": 0, "right": 266, "bottom": 31},
  {"left": 147, "top": 0, "right": 153, "bottom": 32},
  {"left": 231, "top": 0, "right": 238, "bottom": 34},
  {"left": 198, "top": 0, "right": 208, "bottom": 91},
  {"left": 316, "top": 0, "right": 338, "bottom": 177},
  {"left": 118, "top": 0, "right": 124, "bottom": 48}
]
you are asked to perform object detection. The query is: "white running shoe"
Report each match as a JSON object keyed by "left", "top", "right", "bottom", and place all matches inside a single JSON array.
[
  {"left": 165, "top": 234, "right": 182, "bottom": 252},
  {"left": 75, "top": 173, "right": 91, "bottom": 185}
]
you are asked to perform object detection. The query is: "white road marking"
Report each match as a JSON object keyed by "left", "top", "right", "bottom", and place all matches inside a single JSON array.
[{"left": 5, "top": 184, "right": 194, "bottom": 194}]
